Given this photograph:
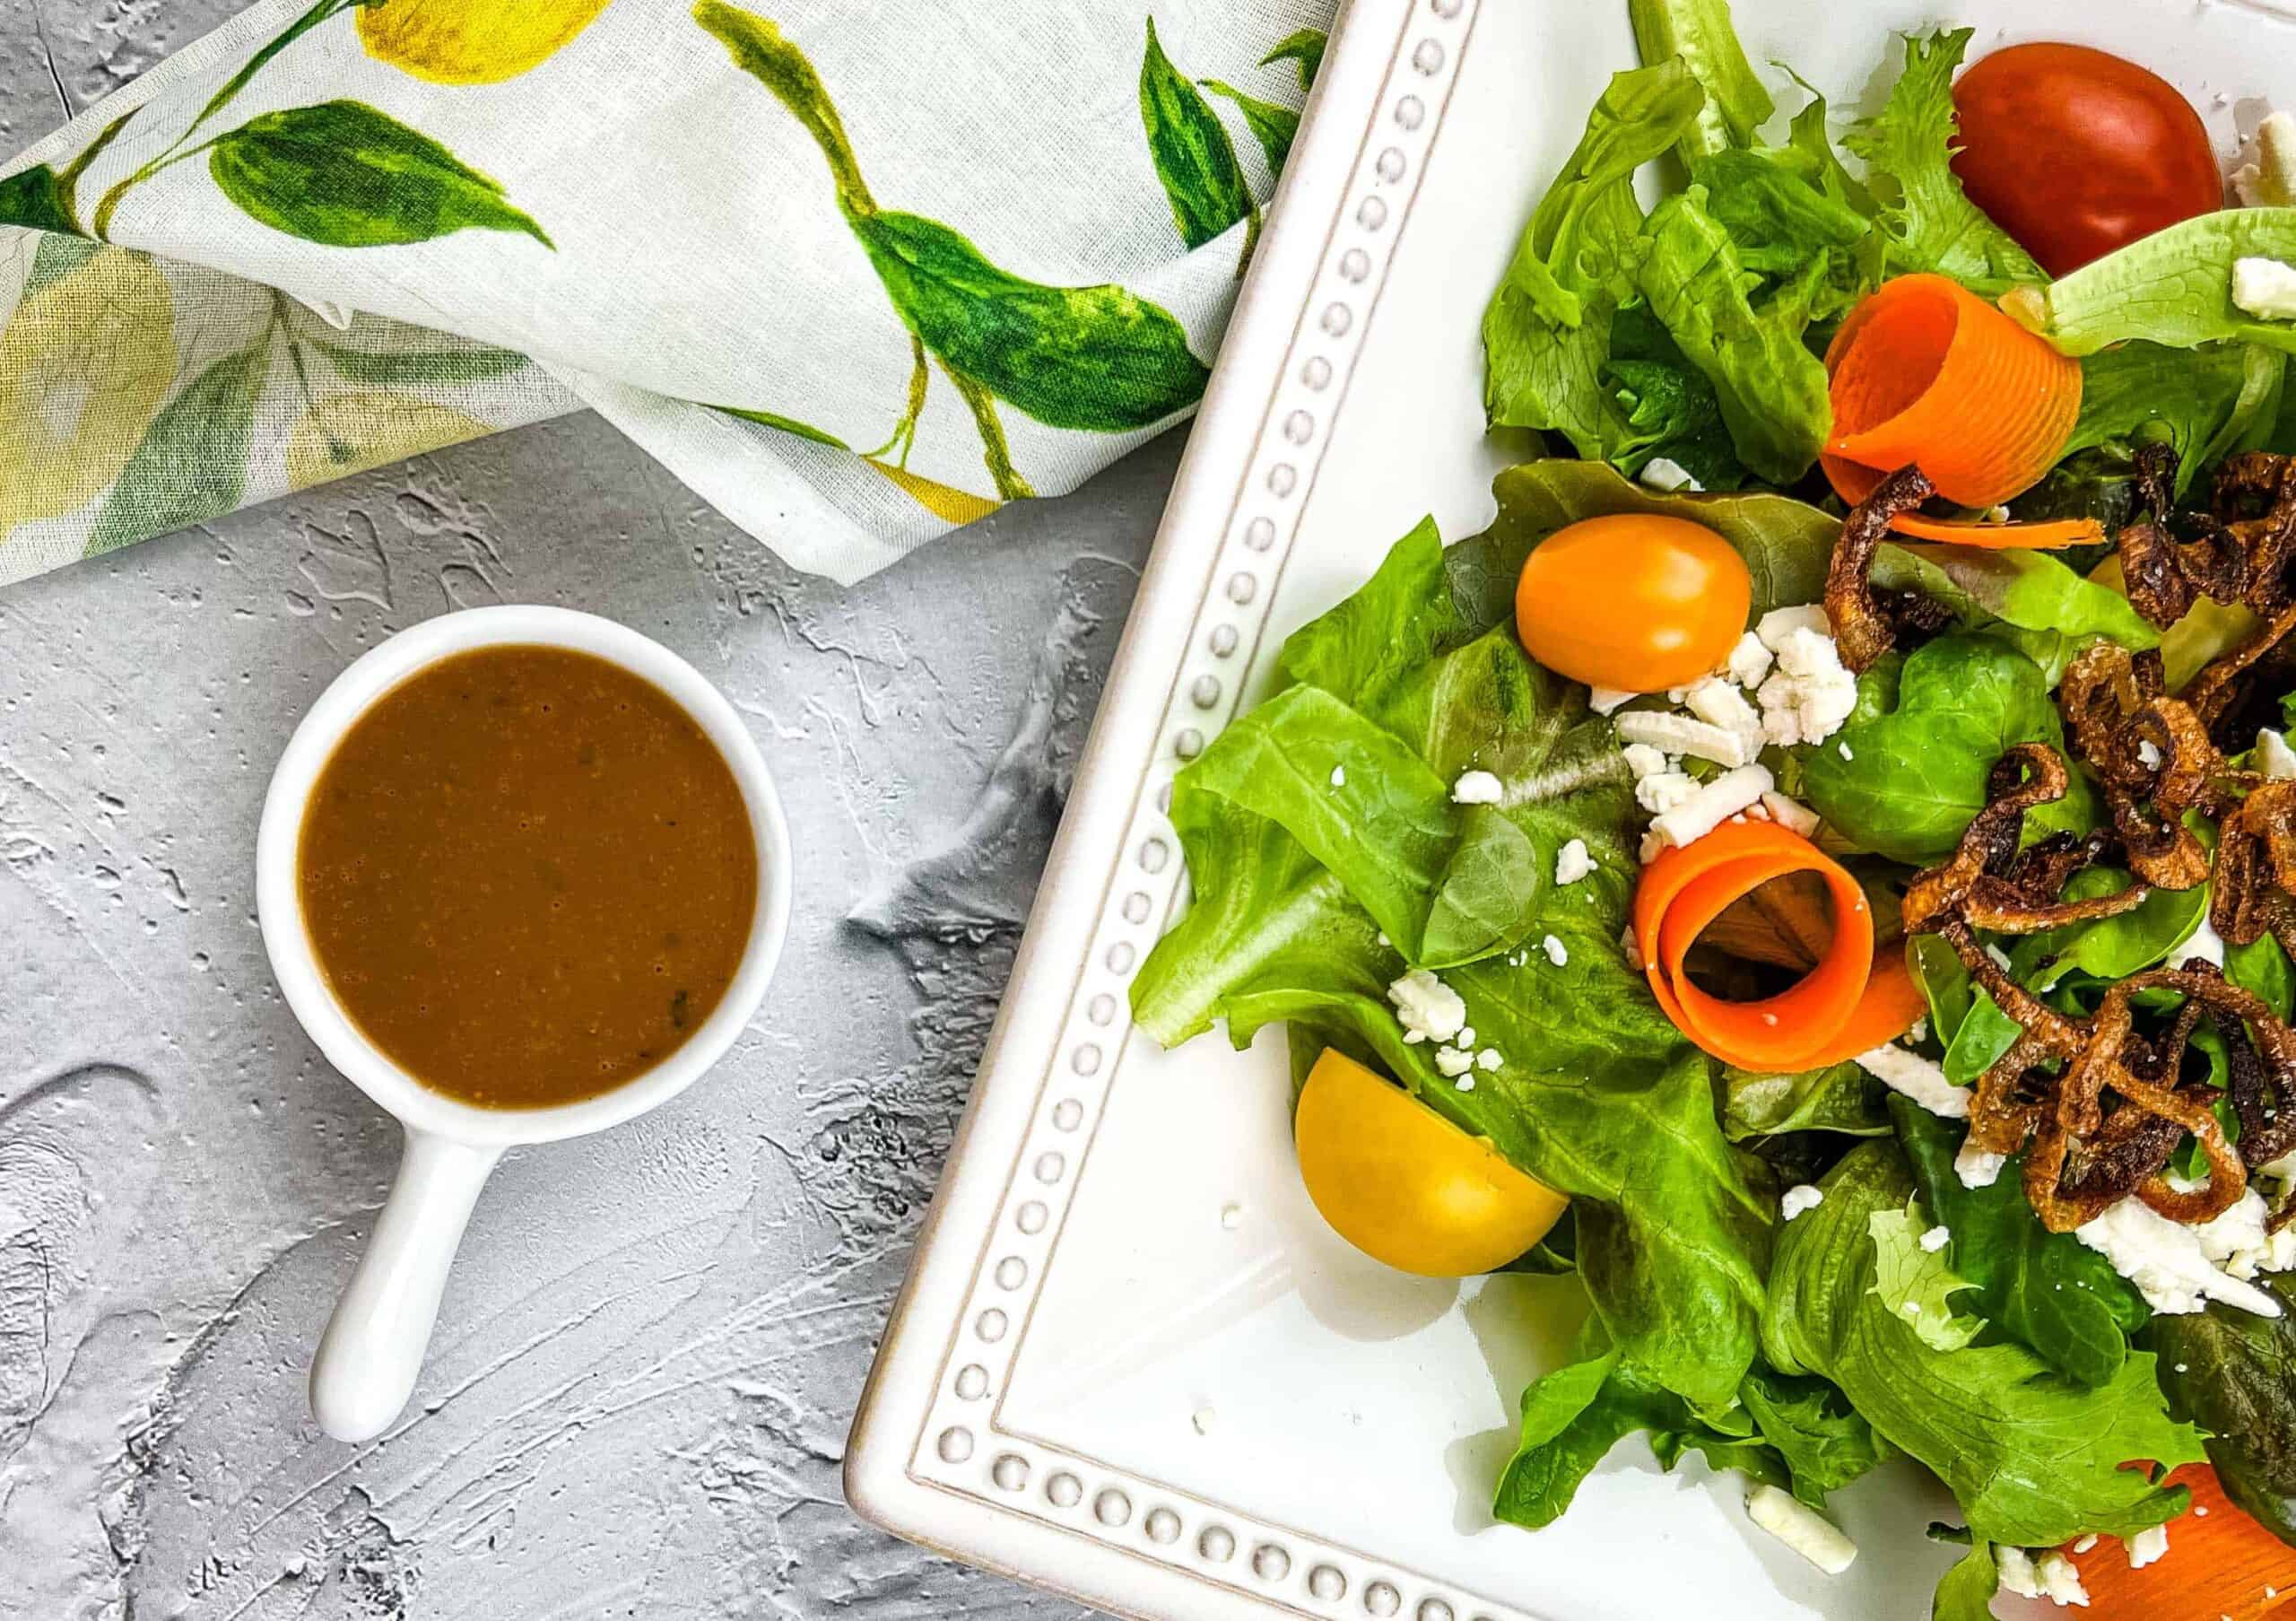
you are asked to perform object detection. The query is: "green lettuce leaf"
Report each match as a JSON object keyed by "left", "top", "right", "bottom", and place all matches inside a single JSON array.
[
  {"left": 1690, "top": 144, "right": 1871, "bottom": 286},
  {"left": 1895, "top": 1101, "right": 2149, "bottom": 1388},
  {"left": 2063, "top": 340, "right": 2274, "bottom": 497},
  {"left": 1482, "top": 61, "right": 1705, "bottom": 453},
  {"left": 1765, "top": 1139, "right": 2202, "bottom": 1549},
  {"left": 1625, "top": 0, "right": 1773, "bottom": 160},
  {"left": 1931, "top": 1542, "right": 2001, "bottom": 1621},
  {"left": 1602, "top": 301, "right": 1748, "bottom": 490},
  {"left": 1842, "top": 30, "right": 2046, "bottom": 292},
  {"left": 1868, "top": 1198, "right": 1982, "bottom": 1351},
  {"left": 1800, "top": 635, "right": 2090, "bottom": 864},
  {"left": 1721, "top": 1060, "right": 1890, "bottom": 1140},
  {"left": 2028, "top": 210, "right": 2296, "bottom": 357},
  {"left": 1867, "top": 539, "right": 2159, "bottom": 684},
  {"left": 1739, "top": 1362, "right": 1889, "bottom": 1506},
  {"left": 2152, "top": 1281, "right": 2296, "bottom": 1546}
]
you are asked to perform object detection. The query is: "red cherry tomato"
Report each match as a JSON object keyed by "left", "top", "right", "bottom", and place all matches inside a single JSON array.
[
  {"left": 1514, "top": 514, "right": 1751, "bottom": 693},
  {"left": 1951, "top": 43, "right": 2222, "bottom": 276}
]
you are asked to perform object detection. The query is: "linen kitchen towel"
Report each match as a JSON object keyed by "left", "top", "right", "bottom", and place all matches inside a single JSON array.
[{"left": 0, "top": 0, "right": 1331, "bottom": 588}]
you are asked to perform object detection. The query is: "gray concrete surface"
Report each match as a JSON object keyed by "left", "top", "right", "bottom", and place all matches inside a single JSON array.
[{"left": 0, "top": 7, "right": 1175, "bottom": 1613}]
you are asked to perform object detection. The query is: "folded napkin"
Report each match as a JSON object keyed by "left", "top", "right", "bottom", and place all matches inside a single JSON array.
[{"left": 0, "top": 0, "right": 1329, "bottom": 590}]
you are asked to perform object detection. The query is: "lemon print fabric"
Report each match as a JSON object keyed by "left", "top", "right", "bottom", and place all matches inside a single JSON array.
[
  {"left": 286, "top": 390, "right": 491, "bottom": 489},
  {"left": 358, "top": 0, "right": 613, "bottom": 85},
  {"left": 0, "top": 248, "right": 174, "bottom": 536},
  {"left": 869, "top": 460, "right": 998, "bottom": 527}
]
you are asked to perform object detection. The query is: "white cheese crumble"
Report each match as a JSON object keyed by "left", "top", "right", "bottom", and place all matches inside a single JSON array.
[
  {"left": 2072, "top": 1535, "right": 2098, "bottom": 1556},
  {"left": 2137, "top": 738, "right": 2165, "bottom": 771},
  {"left": 1744, "top": 1486, "right": 1857, "bottom": 1575},
  {"left": 1435, "top": 1045, "right": 1475, "bottom": 1078},
  {"left": 1956, "top": 1144, "right": 2007, "bottom": 1190},
  {"left": 1781, "top": 1184, "right": 1824, "bottom": 1222},
  {"left": 1838, "top": 741, "right": 1854, "bottom": 761},
  {"left": 1726, "top": 631, "right": 1774, "bottom": 690},
  {"left": 1685, "top": 676, "right": 1764, "bottom": 757},
  {"left": 2198, "top": 1188, "right": 2296, "bottom": 1280},
  {"left": 1453, "top": 1025, "right": 1475, "bottom": 1048},
  {"left": 1541, "top": 934, "right": 1569, "bottom": 967},
  {"left": 2234, "top": 109, "right": 2296, "bottom": 206},
  {"left": 1330, "top": 764, "right": 1346, "bottom": 788},
  {"left": 1645, "top": 763, "right": 1774, "bottom": 860},
  {"left": 2126, "top": 1524, "right": 2169, "bottom": 1569},
  {"left": 1387, "top": 969, "right": 1466, "bottom": 1045},
  {"left": 2168, "top": 916, "right": 2228, "bottom": 971},
  {"left": 1191, "top": 1406, "right": 1217, "bottom": 1435},
  {"left": 1998, "top": 1547, "right": 2043, "bottom": 1600},
  {"left": 2259, "top": 727, "right": 2296, "bottom": 780},
  {"left": 1554, "top": 838, "right": 1595, "bottom": 886},
  {"left": 1756, "top": 605, "right": 1831, "bottom": 649},
  {"left": 2074, "top": 1196, "right": 2284, "bottom": 1318},
  {"left": 1621, "top": 742, "right": 1671, "bottom": 780},
  {"left": 1588, "top": 685, "right": 1636, "bottom": 716},
  {"left": 1757, "top": 626, "right": 1859, "bottom": 747},
  {"left": 1856, "top": 1044, "right": 1970, "bottom": 1120},
  {"left": 1759, "top": 791, "right": 1820, "bottom": 838},
  {"left": 1476, "top": 1048, "right": 1502, "bottom": 1072},
  {"left": 2233, "top": 257, "right": 2296, "bottom": 323},
  {"left": 1635, "top": 770, "right": 1700, "bottom": 816},
  {"left": 2034, "top": 1552, "right": 2091, "bottom": 1608},
  {"left": 1920, "top": 1224, "right": 1951, "bottom": 1253},
  {"left": 1450, "top": 769, "right": 1503, "bottom": 806},
  {"left": 1616, "top": 709, "right": 1752, "bottom": 768},
  {"left": 1639, "top": 457, "right": 1702, "bottom": 493}
]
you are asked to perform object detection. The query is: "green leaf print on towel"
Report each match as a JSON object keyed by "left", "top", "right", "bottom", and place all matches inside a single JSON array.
[
  {"left": 692, "top": 0, "right": 1210, "bottom": 501},
  {"left": 1260, "top": 28, "right": 1326, "bottom": 92},
  {"left": 1140, "top": 17, "right": 1254, "bottom": 250},
  {"left": 86, "top": 343, "right": 269, "bottom": 556},
  {"left": 209, "top": 102, "right": 552, "bottom": 247},
  {"left": 1200, "top": 80, "right": 1301, "bottom": 175}
]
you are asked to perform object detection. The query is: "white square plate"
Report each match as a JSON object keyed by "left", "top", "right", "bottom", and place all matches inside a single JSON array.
[{"left": 846, "top": 2, "right": 2296, "bottom": 1617}]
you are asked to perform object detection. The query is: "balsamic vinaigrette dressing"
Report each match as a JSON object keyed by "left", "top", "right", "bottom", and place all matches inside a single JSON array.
[{"left": 297, "top": 645, "right": 758, "bottom": 1109}]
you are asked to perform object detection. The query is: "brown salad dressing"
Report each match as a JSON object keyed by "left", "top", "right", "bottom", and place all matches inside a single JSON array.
[{"left": 297, "top": 645, "right": 758, "bottom": 1109}]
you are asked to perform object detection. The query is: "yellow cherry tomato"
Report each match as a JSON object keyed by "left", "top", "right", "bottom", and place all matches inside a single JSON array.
[
  {"left": 1293, "top": 1049, "right": 1568, "bottom": 1277},
  {"left": 1514, "top": 513, "right": 1752, "bottom": 693}
]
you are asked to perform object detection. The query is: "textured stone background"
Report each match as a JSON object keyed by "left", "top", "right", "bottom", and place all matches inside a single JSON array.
[{"left": 0, "top": 5, "right": 1160, "bottom": 1613}]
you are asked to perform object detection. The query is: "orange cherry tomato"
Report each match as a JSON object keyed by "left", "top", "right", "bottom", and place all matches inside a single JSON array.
[
  {"left": 1951, "top": 43, "right": 2221, "bottom": 276},
  {"left": 1515, "top": 514, "right": 1751, "bottom": 693}
]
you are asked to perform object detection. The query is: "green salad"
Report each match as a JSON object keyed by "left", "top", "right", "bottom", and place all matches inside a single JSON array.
[{"left": 1131, "top": 1, "right": 2296, "bottom": 1614}]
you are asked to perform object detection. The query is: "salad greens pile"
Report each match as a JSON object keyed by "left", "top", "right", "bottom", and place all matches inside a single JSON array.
[{"left": 1132, "top": 0, "right": 2296, "bottom": 1613}]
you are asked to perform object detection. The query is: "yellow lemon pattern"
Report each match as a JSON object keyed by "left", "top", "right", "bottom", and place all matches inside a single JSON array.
[
  {"left": 869, "top": 459, "right": 999, "bottom": 527},
  {"left": 0, "top": 249, "right": 176, "bottom": 536},
  {"left": 286, "top": 390, "right": 491, "bottom": 491},
  {"left": 358, "top": 0, "right": 614, "bottom": 85}
]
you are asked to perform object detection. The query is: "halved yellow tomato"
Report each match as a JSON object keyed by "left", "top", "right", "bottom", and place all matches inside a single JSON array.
[
  {"left": 1293, "top": 1049, "right": 1568, "bottom": 1277},
  {"left": 1514, "top": 513, "right": 1752, "bottom": 693}
]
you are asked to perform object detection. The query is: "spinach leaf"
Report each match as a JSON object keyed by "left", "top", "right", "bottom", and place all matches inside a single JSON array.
[
  {"left": 1896, "top": 1101, "right": 2150, "bottom": 1388},
  {"left": 1467, "top": 458, "right": 1838, "bottom": 625},
  {"left": 2230, "top": 931, "right": 2296, "bottom": 1023},
  {"left": 2006, "top": 864, "right": 2211, "bottom": 992},
  {"left": 1635, "top": 186, "right": 1833, "bottom": 484},
  {"left": 1801, "top": 635, "right": 2090, "bottom": 864},
  {"left": 2030, "top": 210, "right": 2296, "bottom": 358},
  {"left": 1721, "top": 1061, "right": 1890, "bottom": 1141},
  {"left": 2152, "top": 1282, "right": 2296, "bottom": 1546},
  {"left": 1482, "top": 61, "right": 1704, "bottom": 455},
  {"left": 1625, "top": 0, "right": 1773, "bottom": 161},
  {"left": 1765, "top": 1139, "right": 2203, "bottom": 1550},
  {"left": 1909, "top": 934, "right": 1975, "bottom": 1047},
  {"left": 1602, "top": 302, "right": 1748, "bottom": 490},
  {"left": 1939, "top": 989, "right": 2020, "bottom": 1085},
  {"left": 1841, "top": 31, "right": 2046, "bottom": 292}
]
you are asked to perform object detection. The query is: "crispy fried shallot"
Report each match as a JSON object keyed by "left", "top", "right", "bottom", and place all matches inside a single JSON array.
[
  {"left": 1824, "top": 465, "right": 1937, "bottom": 674},
  {"left": 2058, "top": 641, "right": 2245, "bottom": 892},
  {"left": 1900, "top": 745, "right": 2296, "bottom": 1232},
  {"left": 2213, "top": 778, "right": 2296, "bottom": 960}
]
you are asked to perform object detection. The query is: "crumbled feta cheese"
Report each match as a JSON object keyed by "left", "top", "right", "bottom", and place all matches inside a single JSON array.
[
  {"left": 1377, "top": 931, "right": 1390, "bottom": 947},
  {"left": 1686, "top": 676, "right": 1765, "bottom": 755},
  {"left": 1920, "top": 1224, "right": 1951, "bottom": 1253},
  {"left": 1588, "top": 685, "right": 1637, "bottom": 717},
  {"left": 2259, "top": 727, "right": 2296, "bottom": 780},
  {"left": 1542, "top": 934, "right": 1569, "bottom": 967},
  {"left": 1647, "top": 763, "right": 1775, "bottom": 857},
  {"left": 1401, "top": 1030, "right": 1424, "bottom": 1045},
  {"left": 1554, "top": 838, "right": 1596, "bottom": 886},
  {"left": 1838, "top": 741, "right": 1854, "bottom": 761},
  {"left": 1757, "top": 627, "right": 1859, "bottom": 747},
  {"left": 2034, "top": 1551, "right": 2091, "bottom": 1608},
  {"left": 1781, "top": 1184, "right": 1824, "bottom": 1222},
  {"left": 1957, "top": 1144, "right": 2007, "bottom": 1190},
  {"left": 1998, "top": 1547, "right": 2044, "bottom": 1601},
  {"left": 2072, "top": 1536, "right": 2098, "bottom": 1555},
  {"left": 2168, "top": 917, "right": 2228, "bottom": 971},
  {"left": 1621, "top": 742, "right": 1671, "bottom": 780},
  {"left": 2196, "top": 1188, "right": 2296, "bottom": 1280},
  {"left": 1192, "top": 1406, "right": 1217, "bottom": 1434},
  {"left": 1986, "top": 943, "right": 2015, "bottom": 972},
  {"left": 1616, "top": 709, "right": 1752, "bottom": 768},
  {"left": 2137, "top": 739, "right": 2165, "bottom": 771},
  {"left": 1909, "top": 1017, "right": 1929, "bottom": 1043},
  {"left": 1857, "top": 1044, "right": 1970, "bottom": 1120},
  {"left": 1451, "top": 769, "right": 1503, "bottom": 806},
  {"left": 1330, "top": 764, "right": 1346, "bottom": 788},
  {"left": 1744, "top": 1486, "right": 1857, "bottom": 1575},
  {"left": 1476, "top": 1048, "right": 1502, "bottom": 1072},
  {"left": 1636, "top": 771, "right": 1701, "bottom": 816},
  {"left": 1756, "top": 606, "right": 1831, "bottom": 650},
  {"left": 2075, "top": 1196, "right": 2284, "bottom": 1317},
  {"left": 1454, "top": 1074, "right": 1475, "bottom": 1092},
  {"left": 1726, "top": 631, "right": 1774, "bottom": 690},
  {"left": 1435, "top": 1045, "right": 1475, "bottom": 1078},
  {"left": 1387, "top": 969, "right": 1466, "bottom": 1045},
  {"left": 1454, "top": 1026, "right": 1475, "bottom": 1049},
  {"left": 1639, "top": 456, "right": 1702, "bottom": 493},
  {"left": 1759, "top": 792, "right": 1820, "bottom": 838},
  {"left": 2234, "top": 110, "right": 2296, "bottom": 206},
  {"left": 2127, "top": 1524, "right": 2169, "bottom": 1569},
  {"left": 2234, "top": 257, "right": 2296, "bottom": 323}
]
